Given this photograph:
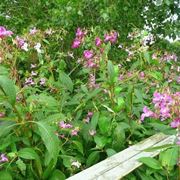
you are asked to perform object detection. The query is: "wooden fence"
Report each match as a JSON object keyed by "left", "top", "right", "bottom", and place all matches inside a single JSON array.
[{"left": 67, "top": 133, "right": 175, "bottom": 180}]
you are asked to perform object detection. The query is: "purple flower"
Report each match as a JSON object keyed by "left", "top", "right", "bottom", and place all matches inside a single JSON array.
[
  {"left": 160, "top": 106, "right": 171, "bottom": 120},
  {"left": 104, "top": 31, "right": 118, "bottom": 43},
  {"left": 141, "top": 106, "right": 154, "bottom": 121},
  {"left": 110, "top": 31, "right": 118, "bottom": 43},
  {"left": 170, "top": 118, "right": 180, "bottom": 128},
  {"left": 59, "top": 121, "right": 73, "bottom": 129},
  {"left": 0, "top": 26, "right": 13, "bottom": 38},
  {"left": 31, "top": 71, "right": 37, "bottom": 76},
  {"left": 72, "top": 38, "right": 81, "bottom": 48},
  {"left": 83, "top": 50, "right": 93, "bottom": 59},
  {"left": 85, "top": 59, "right": 97, "bottom": 68},
  {"left": 104, "top": 34, "right": 112, "bottom": 42},
  {"left": 16, "top": 36, "right": 25, "bottom": 48},
  {"left": 95, "top": 37, "right": 102, "bottom": 46},
  {"left": 0, "top": 154, "right": 8, "bottom": 163},
  {"left": 24, "top": 77, "right": 35, "bottom": 86},
  {"left": 76, "top": 28, "right": 84, "bottom": 39}
]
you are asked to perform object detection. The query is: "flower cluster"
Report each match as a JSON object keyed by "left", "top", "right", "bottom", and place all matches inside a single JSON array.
[
  {"left": 84, "top": 111, "right": 93, "bottom": 123},
  {"left": 72, "top": 28, "right": 86, "bottom": 48},
  {"left": 160, "top": 52, "right": 177, "bottom": 62},
  {"left": 0, "top": 26, "right": 13, "bottom": 38},
  {"left": 24, "top": 64, "right": 46, "bottom": 87},
  {"left": 152, "top": 52, "right": 178, "bottom": 62},
  {"left": 88, "top": 74, "right": 100, "bottom": 89},
  {"left": 141, "top": 91, "right": 180, "bottom": 126},
  {"left": 104, "top": 31, "right": 118, "bottom": 44},
  {"left": 59, "top": 121, "right": 79, "bottom": 136}
]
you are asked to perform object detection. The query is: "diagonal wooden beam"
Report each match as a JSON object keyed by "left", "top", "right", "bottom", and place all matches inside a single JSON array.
[{"left": 67, "top": 133, "right": 175, "bottom": 180}]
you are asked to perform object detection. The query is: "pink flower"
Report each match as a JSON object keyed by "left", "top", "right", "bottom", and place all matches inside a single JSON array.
[
  {"left": 141, "top": 106, "right": 154, "bottom": 121},
  {"left": 72, "top": 38, "right": 81, "bottom": 48},
  {"left": 83, "top": 50, "right": 93, "bottom": 59},
  {"left": 16, "top": 36, "right": 25, "bottom": 47},
  {"left": 152, "top": 53, "right": 157, "bottom": 59},
  {"left": 0, "top": 154, "right": 8, "bottom": 163},
  {"left": 0, "top": 113, "right": 5, "bottom": 118},
  {"left": 104, "top": 31, "right": 118, "bottom": 43},
  {"left": 29, "top": 27, "right": 37, "bottom": 35},
  {"left": 0, "top": 26, "right": 13, "bottom": 38},
  {"left": 76, "top": 28, "right": 84, "bottom": 39},
  {"left": 87, "top": 111, "right": 93, "bottom": 118},
  {"left": 140, "top": 72, "right": 145, "bottom": 79},
  {"left": 104, "top": 34, "right": 112, "bottom": 42},
  {"left": 59, "top": 121, "right": 73, "bottom": 129},
  {"left": 71, "top": 128, "right": 79, "bottom": 136},
  {"left": 110, "top": 31, "right": 118, "bottom": 43},
  {"left": 85, "top": 59, "right": 97, "bottom": 68},
  {"left": 118, "top": 75, "right": 124, "bottom": 81},
  {"left": 170, "top": 118, "right": 180, "bottom": 128},
  {"left": 95, "top": 37, "right": 102, "bottom": 46}
]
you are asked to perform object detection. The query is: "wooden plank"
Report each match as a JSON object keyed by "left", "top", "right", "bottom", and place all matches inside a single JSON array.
[
  {"left": 98, "top": 135, "right": 175, "bottom": 180},
  {"left": 67, "top": 133, "right": 175, "bottom": 180}
]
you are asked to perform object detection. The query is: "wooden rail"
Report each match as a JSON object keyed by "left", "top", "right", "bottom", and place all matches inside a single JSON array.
[{"left": 67, "top": 133, "right": 175, "bottom": 180}]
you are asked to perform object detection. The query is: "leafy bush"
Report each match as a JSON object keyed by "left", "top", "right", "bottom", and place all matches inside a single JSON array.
[{"left": 0, "top": 1, "right": 179, "bottom": 179}]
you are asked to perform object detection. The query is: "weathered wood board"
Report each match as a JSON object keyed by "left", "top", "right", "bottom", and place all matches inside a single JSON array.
[{"left": 67, "top": 133, "right": 175, "bottom": 180}]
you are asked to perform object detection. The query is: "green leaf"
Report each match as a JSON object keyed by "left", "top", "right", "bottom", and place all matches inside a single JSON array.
[
  {"left": 36, "top": 121, "right": 60, "bottom": 162},
  {"left": 85, "top": 88, "right": 102, "bottom": 102},
  {"left": 16, "top": 159, "right": 26, "bottom": 175},
  {"left": 90, "top": 112, "right": 99, "bottom": 129},
  {"left": 94, "top": 135, "right": 108, "bottom": 149},
  {"left": 159, "top": 147, "right": 178, "bottom": 170},
  {"left": 0, "top": 171, "right": 12, "bottom": 180},
  {"left": 98, "top": 115, "right": 111, "bottom": 134},
  {"left": 139, "top": 157, "right": 162, "bottom": 170},
  {"left": 148, "top": 71, "right": 163, "bottom": 81},
  {"left": 59, "top": 71, "right": 73, "bottom": 92},
  {"left": 107, "top": 60, "right": 115, "bottom": 84},
  {"left": 0, "top": 66, "right": 9, "bottom": 76},
  {"left": 144, "top": 144, "right": 176, "bottom": 152},
  {"left": 0, "top": 121, "right": 16, "bottom": 138},
  {"left": 143, "top": 51, "right": 151, "bottom": 64},
  {"left": 0, "top": 75, "right": 16, "bottom": 106},
  {"left": 117, "top": 97, "right": 125, "bottom": 110},
  {"left": 18, "top": 148, "right": 39, "bottom": 160},
  {"left": 60, "top": 155, "right": 73, "bottom": 168},
  {"left": 106, "top": 148, "right": 116, "bottom": 157},
  {"left": 72, "top": 141, "right": 84, "bottom": 155},
  {"left": 112, "top": 124, "right": 125, "bottom": 151},
  {"left": 86, "top": 151, "right": 100, "bottom": 167},
  {"left": 49, "top": 170, "right": 66, "bottom": 180}
]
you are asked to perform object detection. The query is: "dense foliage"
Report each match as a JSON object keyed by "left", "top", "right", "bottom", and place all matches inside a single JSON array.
[{"left": 0, "top": 0, "right": 179, "bottom": 179}]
